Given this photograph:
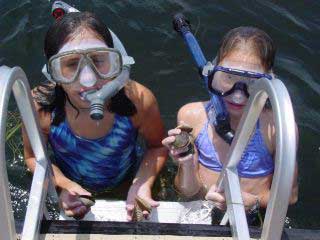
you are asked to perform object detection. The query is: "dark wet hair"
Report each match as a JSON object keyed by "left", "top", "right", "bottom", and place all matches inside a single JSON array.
[
  {"left": 34, "top": 12, "right": 136, "bottom": 125},
  {"left": 216, "top": 26, "right": 276, "bottom": 71}
]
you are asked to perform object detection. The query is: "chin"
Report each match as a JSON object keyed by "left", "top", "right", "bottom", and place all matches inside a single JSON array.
[
  {"left": 225, "top": 101, "right": 246, "bottom": 117},
  {"left": 68, "top": 93, "right": 91, "bottom": 109}
]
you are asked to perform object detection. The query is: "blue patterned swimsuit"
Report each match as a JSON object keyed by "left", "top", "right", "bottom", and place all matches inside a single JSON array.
[
  {"left": 49, "top": 113, "right": 139, "bottom": 192},
  {"left": 195, "top": 99, "right": 274, "bottom": 178}
]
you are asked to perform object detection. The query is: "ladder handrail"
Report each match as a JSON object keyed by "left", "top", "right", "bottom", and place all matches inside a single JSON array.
[
  {"left": 0, "top": 66, "right": 58, "bottom": 240},
  {"left": 217, "top": 77, "right": 296, "bottom": 240}
]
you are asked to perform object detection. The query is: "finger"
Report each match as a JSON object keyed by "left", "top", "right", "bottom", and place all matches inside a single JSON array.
[
  {"left": 205, "top": 191, "right": 226, "bottom": 203},
  {"left": 142, "top": 210, "right": 150, "bottom": 219},
  {"left": 162, "top": 136, "right": 176, "bottom": 147},
  {"left": 171, "top": 146, "right": 189, "bottom": 156},
  {"left": 65, "top": 205, "right": 87, "bottom": 217},
  {"left": 213, "top": 202, "right": 227, "bottom": 211},
  {"left": 62, "top": 200, "right": 83, "bottom": 210},
  {"left": 73, "top": 206, "right": 91, "bottom": 220},
  {"left": 168, "top": 128, "right": 181, "bottom": 136},
  {"left": 147, "top": 199, "right": 160, "bottom": 208},
  {"left": 126, "top": 204, "right": 134, "bottom": 221},
  {"left": 177, "top": 154, "right": 193, "bottom": 163},
  {"left": 74, "top": 189, "right": 92, "bottom": 196}
]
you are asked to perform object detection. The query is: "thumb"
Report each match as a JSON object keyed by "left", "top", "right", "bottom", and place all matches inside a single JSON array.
[
  {"left": 126, "top": 203, "right": 134, "bottom": 221},
  {"left": 71, "top": 187, "right": 91, "bottom": 197},
  {"left": 142, "top": 197, "right": 160, "bottom": 208}
]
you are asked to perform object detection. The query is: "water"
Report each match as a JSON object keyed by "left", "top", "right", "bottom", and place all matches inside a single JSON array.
[{"left": 1, "top": 0, "right": 320, "bottom": 229}]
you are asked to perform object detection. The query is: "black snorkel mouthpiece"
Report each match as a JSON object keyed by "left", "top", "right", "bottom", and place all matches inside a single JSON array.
[
  {"left": 173, "top": 13, "right": 191, "bottom": 35},
  {"left": 172, "top": 13, "right": 234, "bottom": 145},
  {"left": 216, "top": 115, "right": 235, "bottom": 145}
]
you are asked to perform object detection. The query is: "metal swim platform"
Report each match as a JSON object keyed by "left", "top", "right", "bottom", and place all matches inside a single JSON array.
[{"left": 0, "top": 65, "right": 297, "bottom": 240}]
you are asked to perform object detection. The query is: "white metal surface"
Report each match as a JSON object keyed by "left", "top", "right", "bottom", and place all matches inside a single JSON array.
[
  {"left": 0, "top": 66, "right": 58, "bottom": 240},
  {"left": 60, "top": 200, "right": 214, "bottom": 224}
]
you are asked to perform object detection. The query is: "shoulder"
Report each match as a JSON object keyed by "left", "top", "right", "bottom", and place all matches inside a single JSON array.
[
  {"left": 125, "top": 80, "right": 158, "bottom": 112},
  {"left": 177, "top": 101, "right": 208, "bottom": 135},
  {"left": 125, "top": 80, "right": 161, "bottom": 129}
]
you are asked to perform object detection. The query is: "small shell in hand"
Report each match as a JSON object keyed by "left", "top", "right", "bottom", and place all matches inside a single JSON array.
[
  {"left": 132, "top": 196, "right": 152, "bottom": 222},
  {"left": 78, "top": 195, "right": 96, "bottom": 207}
]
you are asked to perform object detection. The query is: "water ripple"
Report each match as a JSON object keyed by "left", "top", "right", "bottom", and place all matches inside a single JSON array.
[
  {"left": 257, "top": 0, "right": 311, "bottom": 31},
  {"left": 277, "top": 56, "right": 320, "bottom": 96},
  {"left": 0, "top": 15, "right": 28, "bottom": 45}
]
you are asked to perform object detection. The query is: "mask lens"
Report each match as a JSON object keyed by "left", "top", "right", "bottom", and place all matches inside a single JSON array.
[
  {"left": 210, "top": 69, "right": 258, "bottom": 96},
  {"left": 50, "top": 53, "right": 82, "bottom": 83},
  {"left": 88, "top": 50, "right": 121, "bottom": 78}
]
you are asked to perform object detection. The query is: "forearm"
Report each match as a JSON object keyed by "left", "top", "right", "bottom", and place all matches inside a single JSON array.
[
  {"left": 133, "top": 146, "right": 167, "bottom": 187},
  {"left": 174, "top": 155, "right": 201, "bottom": 197},
  {"left": 25, "top": 156, "right": 73, "bottom": 190}
]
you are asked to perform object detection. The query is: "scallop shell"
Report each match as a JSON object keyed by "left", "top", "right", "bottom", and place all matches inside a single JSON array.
[
  {"left": 78, "top": 195, "right": 96, "bottom": 207},
  {"left": 172, "top": 131, "right": 191, "bottom": 149},
  {"left": 132, "top": 196, "right": 152, "bottom": 222}
]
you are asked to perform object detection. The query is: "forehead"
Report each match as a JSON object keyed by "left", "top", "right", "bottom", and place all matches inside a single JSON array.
[
  {"left": 219, "top": 48, "right": 265, "bottom": 73},
  {"left": 59, "top": 29, "right": 108, "bottom": 53}
]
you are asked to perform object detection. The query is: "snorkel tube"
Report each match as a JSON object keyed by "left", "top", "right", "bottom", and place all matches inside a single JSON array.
[
  {"left": 48, "top": 1, "right": 134, "bottom": 120},
  {"left": 172, "top": 14, "right": 234, "bottom": 144}
]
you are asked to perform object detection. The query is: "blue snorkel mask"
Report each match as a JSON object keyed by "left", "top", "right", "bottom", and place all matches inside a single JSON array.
[{"left": 207, "top": 65, "right": 273, "bottom": 98}]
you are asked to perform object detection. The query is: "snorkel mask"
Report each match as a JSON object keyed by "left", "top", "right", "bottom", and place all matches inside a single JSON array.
[
  {"left": 203, "top": 62, "right": 272, "bottom": 105},
  {"left": 42, "top": 1, "right": 135, "bottom": 120}
]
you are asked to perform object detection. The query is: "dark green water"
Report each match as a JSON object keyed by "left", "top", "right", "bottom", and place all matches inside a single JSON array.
[{"left": 1, "top": 0, "right": 319, "bottom": 229}]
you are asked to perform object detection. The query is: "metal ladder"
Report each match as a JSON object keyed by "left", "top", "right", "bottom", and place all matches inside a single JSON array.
[
  {"left": 0, "top": 66, "right": 58, "bottom": 240},
  {"left": 0, "top": 65, "right": 296, "bottom": 240}
]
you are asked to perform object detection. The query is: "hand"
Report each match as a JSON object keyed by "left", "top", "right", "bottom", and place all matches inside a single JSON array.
[
  {"left": 162, "top": 128, "right": 194, "bottom": 164},
  {"left": 126, "top": 182, "right": 159, "bottom": 221},
  {"left": 206, "top": 184, "right": 260, "bottom": 212},
  {"left": 59, "top": 181, "right": 92, "bottom": 219},
  {"left": 205, "top": 184, "right": 227, "bottom": 211}
]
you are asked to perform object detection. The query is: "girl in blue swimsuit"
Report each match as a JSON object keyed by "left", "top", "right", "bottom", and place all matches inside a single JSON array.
[
  {"left": 22, "top": 12, "right": 167, "bottom": 220},
  {"left": 162, "top": 26, "right": 298, "bottom": 221}
]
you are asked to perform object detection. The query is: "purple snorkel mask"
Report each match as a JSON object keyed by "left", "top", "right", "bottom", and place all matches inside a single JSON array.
[{"left": 207, "top": 65, "right": 272, "bottom": 101}]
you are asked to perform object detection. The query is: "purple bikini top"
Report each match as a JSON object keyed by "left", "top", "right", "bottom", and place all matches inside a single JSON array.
[{"left": 195, "top": 99, "right": 274, "bottom": 178}]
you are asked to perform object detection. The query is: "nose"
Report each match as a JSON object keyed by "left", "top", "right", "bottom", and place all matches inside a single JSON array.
[
  {"left": 231, "top": 90, "right": 247, "bottom": 104},
  {"left": 79, "top": 65, "right": 98, "bottom": 87}
]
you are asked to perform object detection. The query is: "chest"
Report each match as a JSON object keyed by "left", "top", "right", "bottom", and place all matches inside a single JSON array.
[{"left": 66, "top": 111, "right": 117, "bottom": 139}]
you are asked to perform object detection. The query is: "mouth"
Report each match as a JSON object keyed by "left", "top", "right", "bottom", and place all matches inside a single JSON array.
[
  {"left": 78, "top": 79, "right": 112, "bottom": 95},
  {"left": 225, "top": 100, "right": 246, "bottom": 110}
]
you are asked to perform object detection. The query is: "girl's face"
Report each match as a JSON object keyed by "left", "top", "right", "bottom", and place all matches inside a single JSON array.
[
  {"left": 218, "top": 47, "right": 266, "bottom": 118},
  {"left": 58, "top": 29, "right": 113, "bottom": 109}
]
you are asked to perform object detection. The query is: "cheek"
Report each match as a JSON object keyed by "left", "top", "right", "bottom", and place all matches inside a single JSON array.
[{"left": 60, "top": 83, "right": 78, "bottom": 96}]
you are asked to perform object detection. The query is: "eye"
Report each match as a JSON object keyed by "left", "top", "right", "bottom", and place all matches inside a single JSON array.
[{"left": 66, "top": 60, "right": 78, "bottom": 68}]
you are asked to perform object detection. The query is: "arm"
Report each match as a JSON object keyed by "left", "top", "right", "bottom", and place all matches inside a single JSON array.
[
  {"left": 246, "top": 119, "right": 300, "bottom": 208},
  {"left": 126, "top": 82, "right": 168, "bottom": 220},
  {"left": 206, "top": 113, "right": 299, "bottom": 211},
  {"left": 163, "top": 103, "right": 204, "bottom": 198},
  {"left": 22, "top": 95, "right": 91, "bottom": 218},
  {"left": 289, "top": 124, "right": 299, "bottom": 204}
]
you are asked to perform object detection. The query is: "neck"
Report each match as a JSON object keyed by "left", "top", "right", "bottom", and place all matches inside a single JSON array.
[{"left": 229, "top": 115, "right": 241, "bottom": 131}]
